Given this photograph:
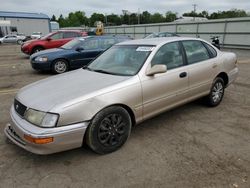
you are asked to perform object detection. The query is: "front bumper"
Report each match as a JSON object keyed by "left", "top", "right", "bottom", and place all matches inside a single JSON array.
[
  {"left": 21, "top": 45, "right": 31, "bottom": 55},
  {"left": 30, "top": 60, "right": 51, "bottom": 71},
  {"left": 4, "top": 105, "right": 89, "bottom": 155}
]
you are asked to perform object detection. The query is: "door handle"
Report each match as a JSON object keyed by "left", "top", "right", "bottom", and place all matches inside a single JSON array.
[{"left": 179, "top": 72, "right": 187, "bottom": 78}]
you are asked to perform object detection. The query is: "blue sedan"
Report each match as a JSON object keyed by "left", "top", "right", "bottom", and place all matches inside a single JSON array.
[{"left": 30, "top": 35, "right": 131, "bottom": 74}]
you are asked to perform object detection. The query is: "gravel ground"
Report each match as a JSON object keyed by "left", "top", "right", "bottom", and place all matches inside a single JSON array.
[{"left": 0, "top": 44, "right": 250, "bottom": 188}]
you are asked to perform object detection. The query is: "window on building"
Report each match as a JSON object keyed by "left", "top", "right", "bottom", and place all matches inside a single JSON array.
[{"left": 10, "top": 26, "right": 17, "bottom": 33}]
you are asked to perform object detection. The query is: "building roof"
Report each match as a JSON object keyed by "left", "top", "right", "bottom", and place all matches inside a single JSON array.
[{"left": 0, "top": 11, "right": 49, "bottom": 19}]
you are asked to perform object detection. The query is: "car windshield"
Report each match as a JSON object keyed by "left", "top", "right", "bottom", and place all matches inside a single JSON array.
[
  {"left": 87, "top": 45, "right": 154, "bottom": 76},
  {"left": 40, "top": 33, "right": 54, "bottom": 40},
  {"left": 61, "top": 38, "right": 83, "bottom": 49},
  {"left": 144, "top": 33, "right": 158, "bottom": 38}
]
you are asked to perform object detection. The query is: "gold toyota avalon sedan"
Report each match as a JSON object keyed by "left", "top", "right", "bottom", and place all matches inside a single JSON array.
[{"left": 5, "top": 37, "right": 238, "bottom": 154}]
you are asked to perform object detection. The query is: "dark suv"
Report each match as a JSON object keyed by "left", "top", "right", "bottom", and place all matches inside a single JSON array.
[
  {"left": 30, "top": 35, "right": 132, "bottom": 74},
  {"left": 21, "top": 30, "right": 87, "bottom": 55}
]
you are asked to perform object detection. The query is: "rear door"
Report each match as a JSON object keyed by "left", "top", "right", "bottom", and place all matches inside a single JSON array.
[
  {"left": 181, "top": 40, "right": 219, "bottom": 100},
  {"left": 140, "top": 42, "right": 189, "bottom": 120}
]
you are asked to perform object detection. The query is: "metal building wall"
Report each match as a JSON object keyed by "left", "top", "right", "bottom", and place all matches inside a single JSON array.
[
  {"left": 105, "top": 17, "right": 250, "bottom": 49},
  {"left": 0, "top": 17, "right": 50, "bottom": 36}
]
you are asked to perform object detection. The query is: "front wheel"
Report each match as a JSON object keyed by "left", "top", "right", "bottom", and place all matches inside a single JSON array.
[
  {"left": 86, "top": 106, "right": 132, "bottom": 154},
  {"left": 205, "top": 77, "right": 225, "bottom": 107},
  {"left": 31, "top": 46, "right": 44, "bottom": 54},
  {"left": 52, "top": 59, "right": 68, "bottom": 74}
]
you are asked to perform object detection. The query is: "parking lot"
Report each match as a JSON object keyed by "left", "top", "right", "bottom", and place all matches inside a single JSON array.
[{"left": 0, "top": 44, "right": 250, "bottom": 188}]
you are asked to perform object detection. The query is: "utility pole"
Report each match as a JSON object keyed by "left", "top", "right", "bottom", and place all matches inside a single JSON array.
[
  {"left": 192, "top": 4, "right": 197, "bottom": 21},
  {"left": 105, "top": 13, "right": 108, "bottom": 25},
  {"left": 137, "top": 8, "right": 140, "bottom": 24}
]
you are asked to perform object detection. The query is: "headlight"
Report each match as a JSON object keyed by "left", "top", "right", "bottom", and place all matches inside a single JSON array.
[
  {"left": 35, "top": 56, "right": 48, "bottom": 62},
  {"left": 24, "top": 108, "right": 59, "bottom": 128}
]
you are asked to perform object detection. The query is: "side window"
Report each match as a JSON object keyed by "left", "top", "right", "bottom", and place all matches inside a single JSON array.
[
  {"left": 50, "top": 32, "right": 63, "bottom": 40},
  {"left": 100, "top": 38, "right": 116, "bottom": 49},
  {"left": 182, "top": 40, "right": 210, "bottom": 64},
  {"left": 81, "top": 39, "right": 99, "bottom": 50},
  {"left": 202, "top": 42, "right": 217, "bottom": 58},
  {"left": 63, "top": 32, "right": 79, "bottom": 39},
  {"left": 151, "top": 42, "right": 184, "bottom": 70}
]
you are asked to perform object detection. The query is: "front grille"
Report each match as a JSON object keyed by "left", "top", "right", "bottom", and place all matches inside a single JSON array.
[{"left": 14, "top": 99, "right": 27, "bottom": 117}]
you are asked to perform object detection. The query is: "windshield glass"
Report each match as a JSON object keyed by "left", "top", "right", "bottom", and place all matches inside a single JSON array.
[
  {"left": 145, "top": 33, "right": 157, "bottom": 39},
  {"left": 87, "top": 45, "right": 154, "bottom": 76},
  {"left": 61, "top": 38, "right": 83, "bottom": 49},
  {"left": 40, "top": 33, "right": 54, "bottom": 40}
]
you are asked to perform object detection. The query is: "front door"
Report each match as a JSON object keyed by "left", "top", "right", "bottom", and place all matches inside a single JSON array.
[
  {"left": 70, "top": 38, "right": 102, "bottom": 68},
  {"left": 140, "top": 42, "right": 189, "bottom": 120}
]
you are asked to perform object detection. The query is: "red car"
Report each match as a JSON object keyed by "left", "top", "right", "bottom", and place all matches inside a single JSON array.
[{"left": 21, "top": 30, "right": 87, "bottom": 55}]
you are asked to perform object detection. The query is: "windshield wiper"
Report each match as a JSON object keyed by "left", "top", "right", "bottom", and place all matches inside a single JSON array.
[
  {"left": 92, "top": 69, "right": 114, "bottom": 75},
  {"left": 82, "top": 66, "right": 93, "bottom": 71}
]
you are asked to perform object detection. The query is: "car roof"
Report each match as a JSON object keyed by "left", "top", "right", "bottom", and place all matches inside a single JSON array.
[
  {"left": 77, "top": 35, "right": 131, "bottom": 40},
  {"left": 117, "top": 37, "right": 205, "bottom": 46}
]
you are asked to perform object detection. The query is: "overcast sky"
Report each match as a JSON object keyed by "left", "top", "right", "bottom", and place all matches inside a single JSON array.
[{"left": 1, "top": 0, "right": 250, "bottom": 18}]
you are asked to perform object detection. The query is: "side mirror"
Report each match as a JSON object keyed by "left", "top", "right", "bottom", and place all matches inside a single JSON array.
[
  {"left": 46, "top": 37, "right": 52, "bottom": 41},
  {"left": 76, "top": 47, "right": 84, "bottom": 52},
  {"left": 146, "top": 64, "right": 167, "bottom": 76}
]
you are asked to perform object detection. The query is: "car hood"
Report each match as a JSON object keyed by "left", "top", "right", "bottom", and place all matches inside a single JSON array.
[
  {"left": 16, "top": 69, "right": 131, "bottom": 112},
  {"left": 31, "top": 48, "right": 68, "bottom": 58},
  {"left": 31, "top": 48, "right": 72, "bottom": 59}
]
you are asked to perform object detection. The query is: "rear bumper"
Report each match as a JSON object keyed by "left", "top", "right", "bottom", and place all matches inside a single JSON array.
[
  {"left": 4, "top": 105, "right": 89, "bottom": 155},
  {"left": 228, "top": 67, "right": 239, "bottom": 85}
]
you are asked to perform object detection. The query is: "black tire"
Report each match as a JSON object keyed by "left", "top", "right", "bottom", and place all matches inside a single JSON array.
[
  {"left": 31, "top": 46, "right": 44, "bottom": 54},
  {"left": 86, "top": 106, "right": 132, "bottom": 154},
  {"left": 205, "top": 77, "right": 225, "bottom": 107},
  {"left": 52, "top": 59, "right": 69, "bottom": 74},
  {"left": 17, "top": 40, "right": 23, "bottom": 45}
]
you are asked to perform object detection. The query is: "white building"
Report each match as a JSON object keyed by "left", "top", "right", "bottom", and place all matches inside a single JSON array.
[{"left": 0, "top": 11, "right": 51, "bottom": 37}]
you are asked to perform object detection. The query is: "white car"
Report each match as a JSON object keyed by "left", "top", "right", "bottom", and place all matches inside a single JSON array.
[
  {"left": 5, "top": 37, "right": 238, "bottom": 155},
  {"left": 0, "top": 34, "right": 26, "bottom": 44},
  {"left": 31, "top": 32, "right": 42, "bottom": 39}
]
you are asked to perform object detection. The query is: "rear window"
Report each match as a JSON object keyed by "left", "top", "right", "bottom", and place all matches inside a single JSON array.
[
  {"left": 100, "top": 38, "right": 116, "bottom": 49},
  {"left": 182, "top": 40, "right": 210, "bottom": 64},
  {"left": 63, "top": 32, "right": 80, "bottom": 38},
  {"left": 202, "top": 42, "right": 217, "bottom": 58}
]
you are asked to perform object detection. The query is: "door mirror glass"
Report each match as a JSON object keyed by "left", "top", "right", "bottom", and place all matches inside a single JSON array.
[{"left": 146, "top": 64, "right": 167, "bottom": 76}]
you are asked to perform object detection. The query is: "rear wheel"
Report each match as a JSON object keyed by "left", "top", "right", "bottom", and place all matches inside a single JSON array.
[
  {"left": 32, "top": 46, "right": 44, "bottom": 54},
  {"left": 86, "top": 106, "right": 132, "bottom": 154},
  {"left": 52, "top": 59, "right": 68, "bottom": 74},
  {"left": 205, "top": 77, "right": 225, "bottom": 107}
]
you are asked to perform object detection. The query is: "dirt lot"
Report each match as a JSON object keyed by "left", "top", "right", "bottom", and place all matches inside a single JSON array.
[{"left": 0, "top": 44, "right": 250, "bottom": 188}]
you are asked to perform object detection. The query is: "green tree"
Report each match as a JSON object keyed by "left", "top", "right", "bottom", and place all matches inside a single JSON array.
[
  {"left": 165, "top": 11, "right": 177, "bottom": 22},
  {"left": 141, "top": 11, "right": 151, "bottom": 24},
  {"left": 107, "top": 14, "right": 122, "bottom": 26},
  {"left": 129, "top": 13, "right": 138, "bottom": 24},
  {"left": 209, "top": 9, "right": 247, "bottom": 19},
  {"left": 89, "top": 13, "right": 105, "bottom": 26},
  {"left": 58, "top": 14, "right": 66, "bottom": 27},
  {"left": 51, "top": 15, "right": 57, "bottom": 21},
  {"left": 150, "top": 13, "right": 165, "bottom": 23}
]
